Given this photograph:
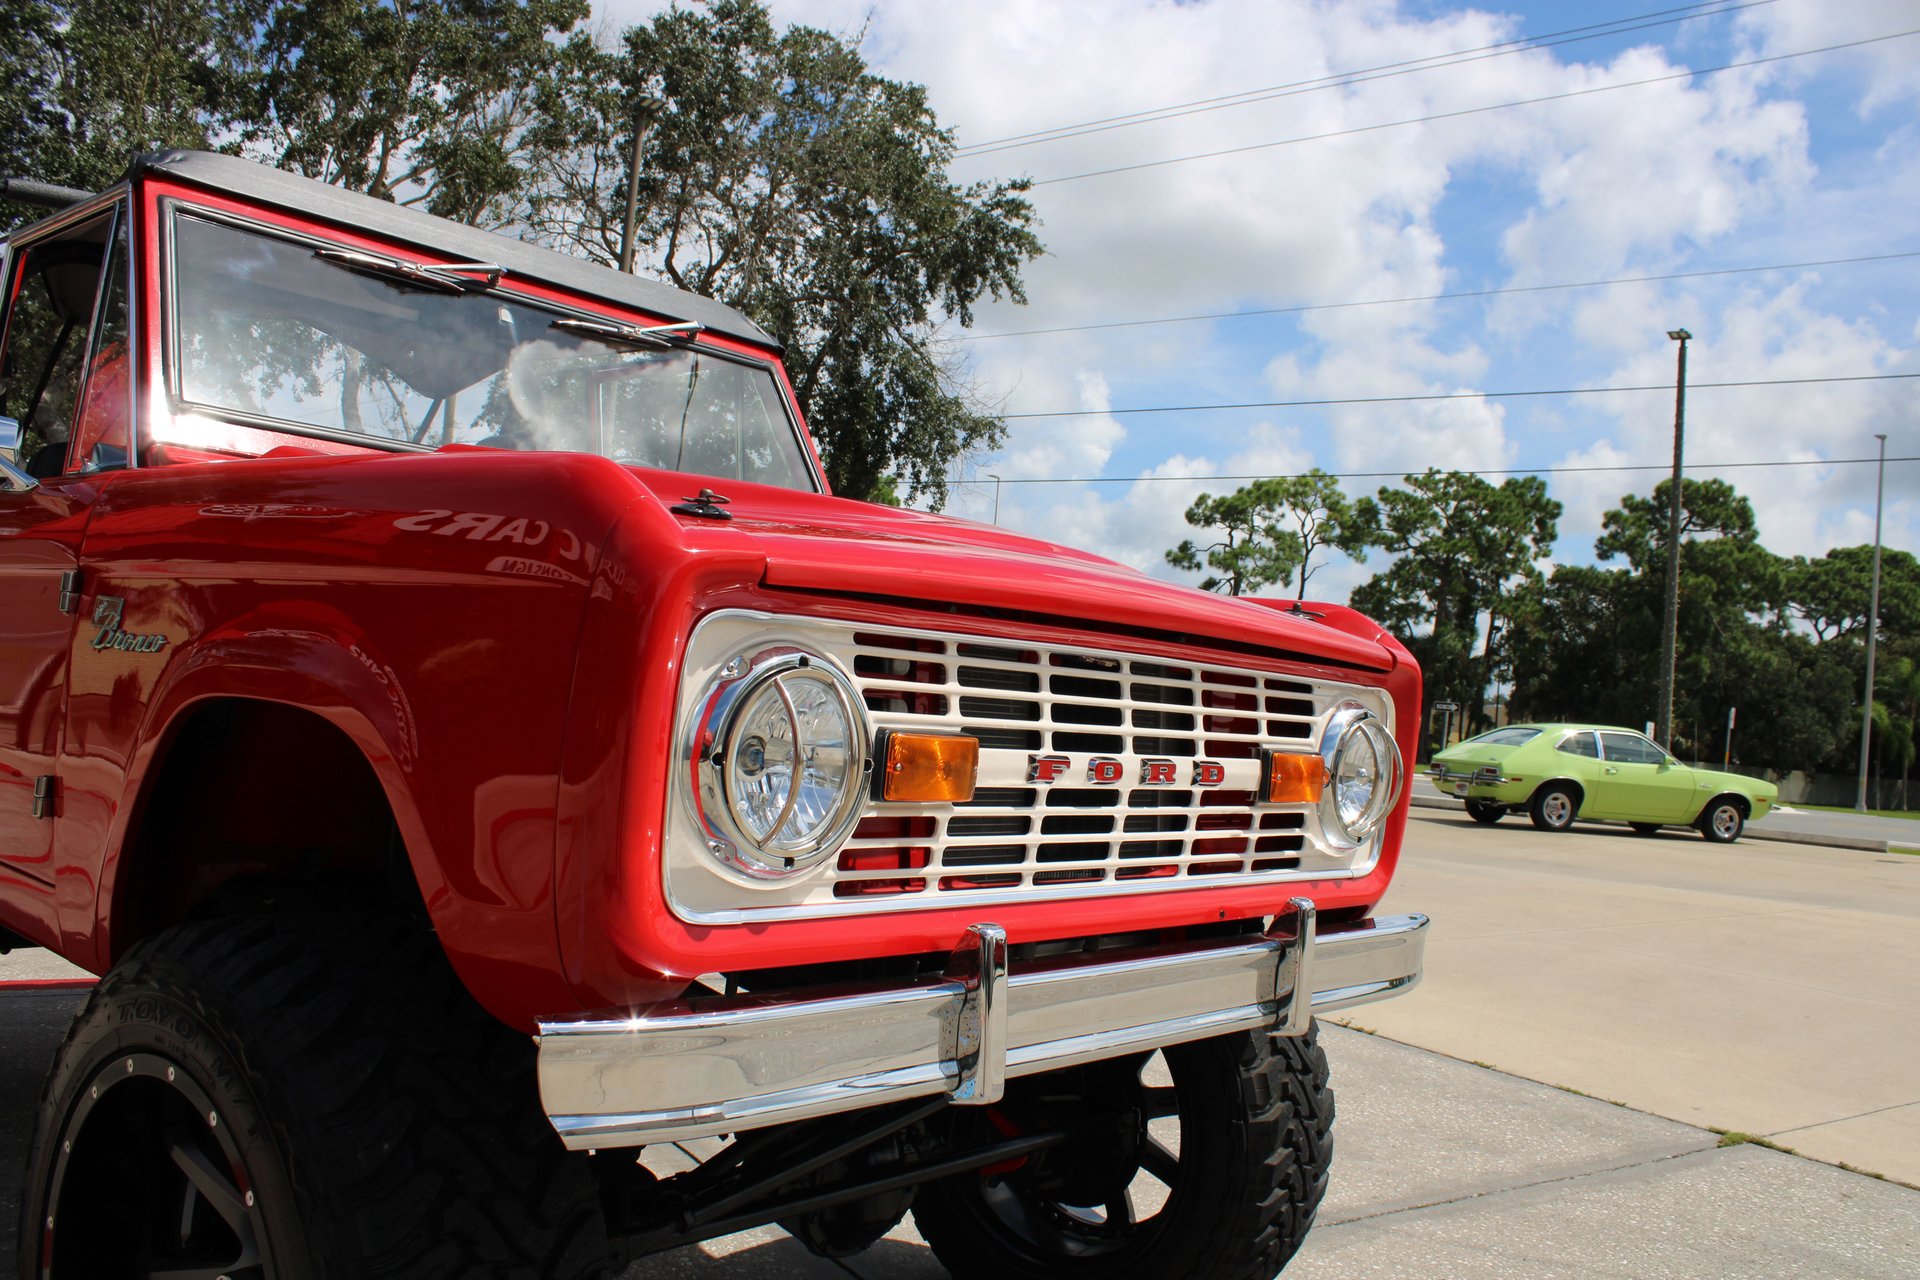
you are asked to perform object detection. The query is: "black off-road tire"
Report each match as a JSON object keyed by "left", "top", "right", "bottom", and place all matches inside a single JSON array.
[
  {"left": 912, "top": 1025, "right": 1333, "bottom": 1280},
  {"left": 1465, "top": 799, "right": 1506, "bottom": 825},
  {"left": 1697, "top": 797, "right": 1746, "bottom": 844},
  {"left": 1529, "top": 784, "right": 1579, "bottom": 833},
  {"left": 18, "top": 912, "right": 609, "bottom": 1279}
]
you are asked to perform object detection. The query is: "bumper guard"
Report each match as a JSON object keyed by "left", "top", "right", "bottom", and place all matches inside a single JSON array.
[{"left": 537, "top": 903, "right": 1428, "bottom": 1150}]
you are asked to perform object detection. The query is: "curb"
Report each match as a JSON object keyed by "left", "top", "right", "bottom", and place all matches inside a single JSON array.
[
  {"left": 1409, "top": 790, "right": 1890, "bottom": 853},
  {"left": 1743, "top": 825, "right": 1891, "bottom": 854}
]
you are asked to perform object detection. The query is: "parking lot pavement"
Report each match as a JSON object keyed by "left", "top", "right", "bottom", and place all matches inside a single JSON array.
[
  {"left": 1369, "top": 807, "right": 1920, "bottom": 1187},
  {"left": 8, "top": 980, "right": 1916, "bottom": 1278}
]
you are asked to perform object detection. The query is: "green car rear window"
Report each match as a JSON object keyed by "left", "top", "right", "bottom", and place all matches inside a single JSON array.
[
  {"left": 1557, "top": 731, "right": 1599, "bottom": 757},
  {"left": 1468, "top": 728, "right": 1541, "bottom": 746}
]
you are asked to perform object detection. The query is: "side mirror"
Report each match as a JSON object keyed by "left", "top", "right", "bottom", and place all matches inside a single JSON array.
[{"left": 0, "top": 415, "right": 38, "bottom": 492}]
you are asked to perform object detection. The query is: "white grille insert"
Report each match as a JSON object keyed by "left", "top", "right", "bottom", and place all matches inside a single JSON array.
[{"left": 665, "top": 611, "right": 1393, "bottom": 923}]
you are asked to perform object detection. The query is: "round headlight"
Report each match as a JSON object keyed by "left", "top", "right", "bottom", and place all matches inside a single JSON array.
[
  {"left": 1318, "top": 704, "right": 1402, "bottom": 850},
  {"left": 689, "top": 649, "right": 869, "bottom": 878}
]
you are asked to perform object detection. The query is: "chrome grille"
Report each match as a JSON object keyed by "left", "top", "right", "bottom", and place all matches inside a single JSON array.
[{"left": 665, "top": 612, "right": 1392, "bottom": 923}]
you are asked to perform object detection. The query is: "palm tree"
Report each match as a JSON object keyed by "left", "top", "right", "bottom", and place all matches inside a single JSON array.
[{"left": 1873, "top": 656, "right": 1920, "bottom": 810}]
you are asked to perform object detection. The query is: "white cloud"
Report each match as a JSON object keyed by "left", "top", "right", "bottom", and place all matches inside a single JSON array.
[
  {"left": 1555, "top": 282, "right": 1917, "bottom": 561},
  {"left": 1735, "top": 1, "right": 1920, "bottom": 115},
  {"left": 593, "top": 0, "right": 1915, "bottom": 591}
]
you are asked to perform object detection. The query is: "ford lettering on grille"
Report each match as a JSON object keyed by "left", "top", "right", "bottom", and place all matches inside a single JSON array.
[{"left": 1030, "top": 754, "right": 1225, "bottom": 787}]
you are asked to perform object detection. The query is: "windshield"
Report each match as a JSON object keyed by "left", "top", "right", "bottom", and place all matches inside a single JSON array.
[
  {"left": 1462, "top": 727, "right": 1541, "bottom": 747},
  {"left": 168, "top": 212, "right": 816, "bottom": 490}
]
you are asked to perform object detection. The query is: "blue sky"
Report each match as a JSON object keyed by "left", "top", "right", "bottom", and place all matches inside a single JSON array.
[{"left": 603, "top": 0, "right": 1919, "bottom": 600}]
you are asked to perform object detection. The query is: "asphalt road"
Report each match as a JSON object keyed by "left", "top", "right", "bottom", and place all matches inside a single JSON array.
[{"left": 6, "top": 809, "right": 1917, "bottom": 1275}]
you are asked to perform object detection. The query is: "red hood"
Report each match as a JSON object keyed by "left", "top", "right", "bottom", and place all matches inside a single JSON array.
[{"left": 628, "top": 469, "right": 1395, "bottom": 673}]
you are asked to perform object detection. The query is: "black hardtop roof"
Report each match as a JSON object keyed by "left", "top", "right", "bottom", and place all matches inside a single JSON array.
[{"left": 134, "top": 150, "right": 776, "bottom": 349}]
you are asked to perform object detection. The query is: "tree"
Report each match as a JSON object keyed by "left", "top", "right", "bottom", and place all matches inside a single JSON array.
[
  {"left": 1506, "top": 478, "right": 1857, "bottom": 771},
  {"left": 535, "top": 0, "right": 1042, "bottom": 505},
  {"left": 1166, "top": 471, "right": 1376, "bottom": 597},
  {"left": 1594, "top": 477, "right": 1786, "bottom": 619},
  {"left": 1, "top": 0, "right": 230, "bottom": 231},
  {"left": 226, "top": 0, "right": 595, "bottom": 227},
  {"left": 1872, "top": 656, "right": 1920, "bottom": 809},
  {"left": 1351, "top": 470, "right": 1559, "bottom": 744},
  {"left": 1787, "top": 546, "right": 1920, "bottom": 644},
  {"left": 1505, "top": 563, "right": 1644, "bottom": 724},
  {"left": 4, "top": 0, "right": 1039, "bottom": 505}
]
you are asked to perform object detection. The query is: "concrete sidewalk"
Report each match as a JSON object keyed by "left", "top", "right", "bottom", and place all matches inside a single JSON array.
[
  {"left": 1751, "top": 804, "right": 1919, "bottom": 851},
  {"left": 602, "top": 1026, "right": 1920, "bottom": 1278},
  {"left": 1289, "top": 1028, "right": 1919, "bottom": 1279}
]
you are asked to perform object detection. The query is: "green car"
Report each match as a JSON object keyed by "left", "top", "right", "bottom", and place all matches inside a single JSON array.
[{"left": 1429, "top": 724, "right": 1778, "bottom": 843}]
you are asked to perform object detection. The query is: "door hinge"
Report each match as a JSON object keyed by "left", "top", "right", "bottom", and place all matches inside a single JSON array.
[
  {"left": 58, "top": 569, "right": 82, "bottom": 614},
  {"left": 31, "top": 776, "right": 58, "bottom": 820}
]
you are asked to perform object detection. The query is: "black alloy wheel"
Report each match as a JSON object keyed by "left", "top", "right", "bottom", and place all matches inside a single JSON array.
[
  {"left": 20, "top": 912, "right": 609, "bottom": 1280},
  {"left": 34, "top": 1050, "right": 276, "bottom": 1278},
  {"left": 912, "top": 1027, "right": 1333, "bottom": 1280}
]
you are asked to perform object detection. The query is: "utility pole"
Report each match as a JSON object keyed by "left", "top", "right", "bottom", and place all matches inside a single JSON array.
[
  {"left": 1856, "top": 432, "right": 1889, "bottom": 812},
  {"left": 1655, "top": 328, "right": 1691, "bottom": 748},
  {"left": 619, "top": 96, "right": 664, "bottom": 275}
]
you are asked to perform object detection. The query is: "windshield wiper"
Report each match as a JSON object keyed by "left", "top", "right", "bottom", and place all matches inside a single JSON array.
[
  {"left": 313, "top": 246, "right": 504, "bottom": 294},
  {"left": 550, "top": 317, "right": 703, "bottom": 349}
]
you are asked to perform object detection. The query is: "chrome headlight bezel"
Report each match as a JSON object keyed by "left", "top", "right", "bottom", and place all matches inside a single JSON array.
[
  {"left": 685, "top": 646, "right": 871, "bottom": 879},
  {"left": 1318, "top": 702, "right": 1403, "bottom": 851}
]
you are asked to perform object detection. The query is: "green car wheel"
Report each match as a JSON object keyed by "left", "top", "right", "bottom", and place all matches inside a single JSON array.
[
  {"left": 1698, "top": 798, "right": 1746, "bottom": 843},
  {"left": 1465, "top": 799, "right": 1506, "bottom": 825},
  {"left": 1529, "top": 785, "right": 1578, "bottom": 833}
]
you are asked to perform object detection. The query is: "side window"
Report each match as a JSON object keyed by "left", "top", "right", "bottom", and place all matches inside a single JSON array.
[
  {"left": 69, "top": 212, "right": 132, "bottom": 472},
  {"left": 0, "top": 209, "right": 114, "bottom": 476},
  {"left": 1600, "top": 732, "right": 1664, "bottom": 764},
  {"left": 1556, "top": 731, "right": 1598, "bottom": 758}
]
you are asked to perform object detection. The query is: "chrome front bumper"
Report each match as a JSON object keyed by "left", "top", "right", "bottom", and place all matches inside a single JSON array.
[{"left": 536, "top": 903, "right": 1429, "bottom": 1151}]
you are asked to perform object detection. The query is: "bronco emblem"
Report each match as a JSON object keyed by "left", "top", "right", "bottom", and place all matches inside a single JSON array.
[{"left": 90, "top": 597, "right": 168, "bottom": 655}]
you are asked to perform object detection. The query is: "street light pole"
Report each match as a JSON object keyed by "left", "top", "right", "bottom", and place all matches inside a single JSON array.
[
  {"left": 988, "top": 473, "right": 1002, "bottom": 525},
  {"left": 1856, "top": 432, "right": 1889, "bottom": 812},
  {"left": 619, "top": 96, "right": 663, "bottom": 275},
  {"left": 1655, "top": 328, "right": 1691, "bottom": 749}
]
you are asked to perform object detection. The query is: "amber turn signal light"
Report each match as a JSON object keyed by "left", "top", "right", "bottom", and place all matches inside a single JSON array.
[
  {"left": 877, "top": 731, "right": 979, "bottom": 803},
  {"left": 1261, "top": 749, "right": 1326, "bottom": 804}
]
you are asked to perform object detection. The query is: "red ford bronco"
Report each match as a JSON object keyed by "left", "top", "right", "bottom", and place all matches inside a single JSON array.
[{"left": 0, "top": 151, "right": 1427, "bottom": 1279}]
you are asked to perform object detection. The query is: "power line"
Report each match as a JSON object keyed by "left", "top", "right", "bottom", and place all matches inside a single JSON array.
[
  {"left": 960, "top": 250, "right": 1920, "bottom": 342},
  {"left": 999, "top": 372, "right": 1920, "bottom": 421},
  {"left": 956, "top": 1, "right": 1773, "bottom": 158},
  {"left": 953, "top": 454, "right": 1920, "bottom": 487},
  {"left": 1028, "top": 29, "right": 1920, "bottom": 187}
]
